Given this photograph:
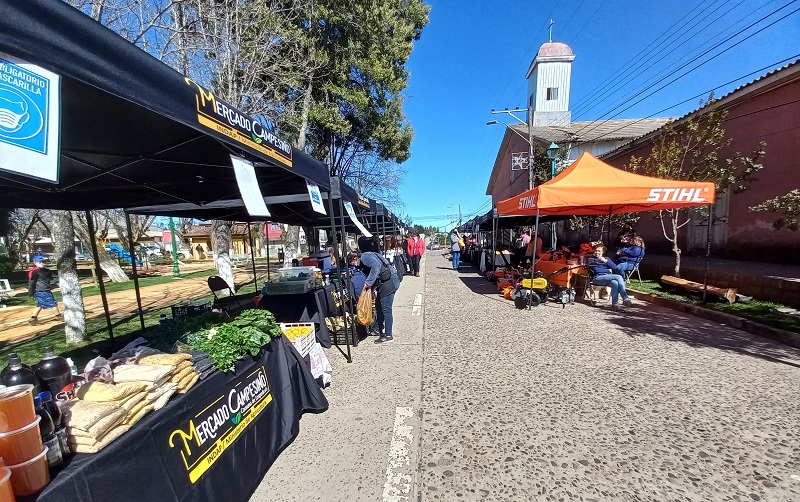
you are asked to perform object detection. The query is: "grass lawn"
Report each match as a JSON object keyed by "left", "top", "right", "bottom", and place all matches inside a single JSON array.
[
  {"left": 1, "top": 273, "right": 268, "bottom": 368},
  {"left": 628, "top": 279, "right": 800, "bottom": 334},
  {"left": 5, "top": 268, "right": 219, "bottom": 307}
]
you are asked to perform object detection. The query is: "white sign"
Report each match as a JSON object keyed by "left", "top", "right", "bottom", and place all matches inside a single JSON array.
[
  {"left": 230, "top": 155, "right": 271, "bottom": 217},
  {"left": 306, "top": 181, "right": 326, "bottom": 215},
  {"left": 344, "top": 201, "right": 372, "bottom": 237},
  {"left": 0, "top": 52, "right": 61, "bottom": 183}
]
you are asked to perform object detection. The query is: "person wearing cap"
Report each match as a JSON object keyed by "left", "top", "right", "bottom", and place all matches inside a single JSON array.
[{"left": 28, "top": 256, "right": 62, "bottom": 325}]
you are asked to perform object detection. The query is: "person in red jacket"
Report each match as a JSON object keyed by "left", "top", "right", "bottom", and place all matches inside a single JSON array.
[{"left": 406, "top": 232, "right": 426, "bottom": 277}]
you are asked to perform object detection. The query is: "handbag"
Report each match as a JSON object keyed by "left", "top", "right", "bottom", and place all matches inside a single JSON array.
[{"left": 356, "top": 291, "right": 374, "bottom": 326}]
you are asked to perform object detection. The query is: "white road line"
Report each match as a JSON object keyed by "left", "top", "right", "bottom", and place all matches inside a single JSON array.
[
  {"left": 411, "top": 293, "right": 423, "bottom": 316},
  {"left": 382, "top": 407, "right": 415, "bottom": 502}
]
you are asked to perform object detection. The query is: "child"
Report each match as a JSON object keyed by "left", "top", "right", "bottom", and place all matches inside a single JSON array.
[{"left": 28, "top": 256, "right": 62, "bottom": 325}]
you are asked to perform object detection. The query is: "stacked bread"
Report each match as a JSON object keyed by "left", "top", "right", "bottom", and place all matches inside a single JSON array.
[{"left": 138, "top": 354, "right": 199, "bottom": 395}]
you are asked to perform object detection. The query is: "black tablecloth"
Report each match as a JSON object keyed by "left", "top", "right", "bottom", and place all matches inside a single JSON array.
[
  {"left": 24, "top": 337, "right": 328, "bottom": 502},
  {"left": 258, "top": 288, "right": 334, "bottom": 348}
]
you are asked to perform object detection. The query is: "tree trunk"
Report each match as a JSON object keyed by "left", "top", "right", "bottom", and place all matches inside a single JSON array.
[
  {"left": 258, "top": 222, "right": 269, "bottom": 258},
  {"left": 297, "top": 80, "right": 313, "bottom": 150},
  {"left": 52, "top": 211, "right": 86, "bottom": 343},
  {"left": 212, "top": 220, "right": 234, "bottom": 292},
  {"left": 672, "top": 217, "right": 682, "bottom": 277},
  {"left": 72, "top": 212, "right": 130, "bottom": 283},
  {"left": 283, "top": 226, "right": 301, "bottom": 266}
]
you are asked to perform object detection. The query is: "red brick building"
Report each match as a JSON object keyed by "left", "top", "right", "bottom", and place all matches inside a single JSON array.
[{"left": 602, "top": 60, "right": 800, "bottom": 262}]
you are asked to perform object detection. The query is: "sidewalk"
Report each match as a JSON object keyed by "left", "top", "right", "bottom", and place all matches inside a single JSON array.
[
  {"left": 639, "top": 254, "right": 800, "bottom": 308},
  {"left": 251, "top": 255, "right": 427, "bottom": 502}
]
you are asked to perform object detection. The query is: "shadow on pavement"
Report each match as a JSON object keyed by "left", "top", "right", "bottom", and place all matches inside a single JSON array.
[{"left": 604, "top": 305, "right": 800, "bottom": 368}]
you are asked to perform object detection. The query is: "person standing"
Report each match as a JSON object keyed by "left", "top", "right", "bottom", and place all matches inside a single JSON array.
[
  {"left": 28, "top": 256, "right": 62, "bottom": 325},
  {"left": 406, "top": 232, "right": 425, "bottom": 277},
  {"left": 357, "top": 237, "right": 400, "bottom": 344},
  {"left": 450, "top": 228, "right": 463, "bottom": 270}
]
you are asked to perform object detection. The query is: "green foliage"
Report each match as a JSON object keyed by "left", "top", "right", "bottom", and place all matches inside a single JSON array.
[
  {"left": 750, "top": 189, "right": 800, "bottom": 231},
  {"left": 0, "top": 256, "right": 16, "bottom": 276}
]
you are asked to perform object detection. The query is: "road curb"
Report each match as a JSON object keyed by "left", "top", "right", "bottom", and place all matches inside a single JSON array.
[{"left": 628, "top": 289, "right": 800, "bottom": 350}]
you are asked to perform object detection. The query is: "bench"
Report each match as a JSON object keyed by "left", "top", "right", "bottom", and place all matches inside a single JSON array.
[{"left": 0, "top": 279, "right": 12, "bottom": 308}]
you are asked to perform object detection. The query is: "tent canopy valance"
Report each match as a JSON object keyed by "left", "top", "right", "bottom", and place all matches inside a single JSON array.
[
  {"left": 0, "top": 0, "right": 330, "bottom": 211},
  {"left": 497, "top": 153, "right": 716, "bottom": 217}
]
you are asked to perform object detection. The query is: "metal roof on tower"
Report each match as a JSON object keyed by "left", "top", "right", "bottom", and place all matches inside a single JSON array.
[{"left": 536, "top": 42, "right": 574, "bottom": 58}]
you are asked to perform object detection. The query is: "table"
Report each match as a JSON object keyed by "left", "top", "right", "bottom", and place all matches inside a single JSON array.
[
  {"left": 534, "top": 260, "right": 586, "bottom": 288},
  {"left": 258, "top": 288, "right": 334, "bottom": 348},
  {"left": 24, "top": 336, "right": 328, "bottom": 502}
]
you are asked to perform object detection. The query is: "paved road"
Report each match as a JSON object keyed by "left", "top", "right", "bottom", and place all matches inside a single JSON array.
[
  {"left": 254, "top": 252, "right": 800, "bottom": 501},
  {"left": 418, "top": 253, "right": 800, "bottom": 501}
]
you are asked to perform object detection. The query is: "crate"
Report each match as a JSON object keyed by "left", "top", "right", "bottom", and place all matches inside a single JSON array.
[
  {"left": 262, "top": 279, "right": 316, "bottom": 295},
  {"left": 280, "top": 323, "right": 316, "bottom": 357},
  {"left": 171, "top": 301, "right": 211, "bottom": 319}
]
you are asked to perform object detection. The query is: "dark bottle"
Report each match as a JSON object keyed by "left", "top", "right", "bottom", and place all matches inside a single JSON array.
[
  {"left": 34, "top": 347, "right": 72, "bottom": 399},
  {"left": 34, "top": 396, "right": 63, "bottom": 468},
  {"left": 1, "top": 355, "right": 42, "bottom": 395},
  {"left": 0, "top": 353, "right": 33, "bottom": 380},
  {"left": 38, "top": 391, "right": 70, "bottom": 457}
]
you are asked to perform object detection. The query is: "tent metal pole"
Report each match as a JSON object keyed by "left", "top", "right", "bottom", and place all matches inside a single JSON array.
[
  {"left": 338, "top": 197, "right": 354, "bottom": 360},
  {"left": 124, "top": 212, "right": 145, "bottom": 330},
  {"left": 492, "top": 208, "right": 496, "bottom": 276},
  {"left": 528, "top": 209, "right": 541, "bottom": 310},
  {"left": 327, "top": 188, "right": 352, "bottom": 363},
  {"left": 247, "top": 221, "right": 258, "bottom": 293},
  {"left": 85, "top": 211, "right": 115, "bottom": 345},
  {"left": 703, "top": 204, "right": 714, "bottom": 304},
  {"left": 266, "top": 227, "right": 271, "bottom": 282}
]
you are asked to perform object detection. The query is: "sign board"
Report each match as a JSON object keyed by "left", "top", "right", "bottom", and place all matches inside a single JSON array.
[
  {"left": 511, "top": 152, "right": 529, "bottom": 171},
  {"left": 0, "top": 52, "right": 60, "bottom": 182},
  {"left": 306, "top": 181, "right": 326, "bottom": 215},
  {"left": 344, "top": 201, "right": 372, "bottom": 237},
  {"left": 231, "top": 155, "right": 271, "bottom": 217}
]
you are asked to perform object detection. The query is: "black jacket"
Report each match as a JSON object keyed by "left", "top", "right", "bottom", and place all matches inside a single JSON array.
[{"left": 28, "top": 267, "right": 54, "bottom": 295}]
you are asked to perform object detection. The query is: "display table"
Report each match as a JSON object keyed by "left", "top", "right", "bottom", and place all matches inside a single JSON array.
[
  {"left": 258, "top": 288, "right": 334, "bottom": 348},
  {"left": 22, "top": 336, "right": 328, "bottom": 502},
  {"left": 534, "top": 260, "right": 585, "bottom": 288}
]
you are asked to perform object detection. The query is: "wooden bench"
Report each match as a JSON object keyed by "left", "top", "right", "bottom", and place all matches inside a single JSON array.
[{"left": 0, "top": 279, "right": 12, "bottom": 308}]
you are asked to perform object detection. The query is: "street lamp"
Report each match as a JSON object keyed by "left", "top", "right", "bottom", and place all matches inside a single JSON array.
[
  {"left": 488, "top": 107, "right": 535, "bottom": 190},
  {"left": 546, "top": 142, "right": 559, "bottom": 249}
]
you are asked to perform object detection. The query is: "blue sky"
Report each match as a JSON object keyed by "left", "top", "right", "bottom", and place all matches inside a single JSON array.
[{"left": 398, "top": 0, "right": 800, "bottom": 230}]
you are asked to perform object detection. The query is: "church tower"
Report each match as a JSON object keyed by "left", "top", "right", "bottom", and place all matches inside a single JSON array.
[{"left": 526, "top": 40, "right": 575, "bottom": 126}]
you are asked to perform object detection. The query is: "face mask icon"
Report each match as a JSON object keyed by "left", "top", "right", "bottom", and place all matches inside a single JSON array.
[{"left": 0, "top": 96, "right": 29, "bottom": 132}]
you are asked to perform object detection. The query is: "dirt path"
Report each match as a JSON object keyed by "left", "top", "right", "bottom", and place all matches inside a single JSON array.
[{"left": 0, "top": 266, "right": 265, "bottom": 344}]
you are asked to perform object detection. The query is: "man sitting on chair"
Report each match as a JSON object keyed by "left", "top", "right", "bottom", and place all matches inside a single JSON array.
[
  {"left": 588, "top": 244, "right": 633, "bottom": 310},
  {"left": 616, "top": 236, "right": 645, "bottom": 274}
]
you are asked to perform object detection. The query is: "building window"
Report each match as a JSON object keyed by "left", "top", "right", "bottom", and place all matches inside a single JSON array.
[
  {"left": 270, "top": 223, "right": 280, "bottom": 230},
  {"left": 546, "top": 87, "right": 558, "bottom": 100}
]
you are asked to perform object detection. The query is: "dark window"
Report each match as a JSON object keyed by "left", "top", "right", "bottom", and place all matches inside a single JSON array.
[{"left": 546, "top": 87, "right": 558, "bottom": 100}]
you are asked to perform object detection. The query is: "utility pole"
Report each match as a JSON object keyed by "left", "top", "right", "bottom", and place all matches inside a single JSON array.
[{"left": 458, "top": 204, "right": 462, "bottom": 227}]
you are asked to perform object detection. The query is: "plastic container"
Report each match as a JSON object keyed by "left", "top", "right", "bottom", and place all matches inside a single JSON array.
[
  {"left": 0, "top": 416, "right": 41, "bottom": 465},
  {"left": 277, "top": 266, "right": 316, "bottom": 281},
  {"left": 33, "top": 348, "right": 72, "bottom": 399},
  {"left": 7, "top": 446, "right": 49, "bottom": 496},
  {"left": 0, "top": 386, "right": 36, "bottom": 432},
  {"left": 0, "top": 354, "right": 32, "bottom": 381},
  {"left": 0, "top": 467, "right": 13, "bottom": 502},
  {"left": 0, "top": 360, "right": 40, "bottom": 398}
]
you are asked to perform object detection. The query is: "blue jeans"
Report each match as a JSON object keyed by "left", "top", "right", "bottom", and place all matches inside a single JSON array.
[
  {"left": 375, "top": 292, "right": 395, "bottom": 338},
  {"left": 616, "top": 262, "right": 636, "bottom": 273},
  {"left": 592, "top": 274, "right": 629, "bottom": 305},
  {"left": 452, "top": 251, "right": 461, "bottom": 269}
]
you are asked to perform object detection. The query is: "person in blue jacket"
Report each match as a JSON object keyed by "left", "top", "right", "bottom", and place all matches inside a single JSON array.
[
  {"left": 587, "top": 244, "right": 632, "bottom": 309},
  {"left": 616, "top": 236, "right": 645, "bottom": 274},
  {"left": 357, "top": 237, "right": 400, "bottom": 344}
]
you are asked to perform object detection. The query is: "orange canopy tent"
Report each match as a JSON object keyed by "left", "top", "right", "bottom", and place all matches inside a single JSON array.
[{"left": 497, "top": 152, "right": 716, "bottom": 216}]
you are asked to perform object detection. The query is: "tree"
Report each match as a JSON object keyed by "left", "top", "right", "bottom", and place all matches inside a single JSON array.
[
  {"left": 103, "top": 210, "right": 156, "bottom": 252},
  {"left": 72, "top": 211, "right": 130, "bottom": 283},
  {"left": 51, "top": 211, "right": 86, "bottom": 343},
  {"left": 211, "top": 220, "right": 234, "bottom": 292},
  {"left": 627, "top": 96, "right": 766, "bottom": 276},
  {"left": 750, "top": 189, "right": 800, "bottom": 231}
]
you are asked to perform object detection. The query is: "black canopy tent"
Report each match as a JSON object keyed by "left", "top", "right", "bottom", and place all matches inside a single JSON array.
[{"left": 0, "top": 0, "right": 337, "bottom": 345}]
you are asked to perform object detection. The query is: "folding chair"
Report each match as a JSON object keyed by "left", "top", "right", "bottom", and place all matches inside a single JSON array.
[
  {"left": 582, "top": 269, "right": 611, "bottom": 306},
  {"left": 624, "top": 257, "right": 644, "bottom": 285},
  {"left": 207, "top": 276, "right": 243, "bottom": 314}
]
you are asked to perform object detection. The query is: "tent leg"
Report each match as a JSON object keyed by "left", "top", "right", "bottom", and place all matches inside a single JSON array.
[
  {"left": 124, "top": 212, "right": 145, "bottom": 331},
  {"left": 338, "top": 197, "right": 354, "bottom": 359},
  {"left": 327, "top": 189, "right": 352, "bottom": 363},
  {"left": 266, "top": 228, "right": 271, "bottom": 282},
  {"left": 247, "top": 222, "right": 258, "bottom": 293},
  {"left": 528, "top": 209, "right": 541, "bottom": 310},
  {"left": 703, "top": 204, "right": 714, "bottom": 304},
  {"left": 85, "top": 211, "right": 115, "bottom": 346},
  {"left": 491, "top": 208, "right": 496, "bottom": 277}
]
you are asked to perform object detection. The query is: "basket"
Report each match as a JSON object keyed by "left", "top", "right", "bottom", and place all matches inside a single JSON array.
[
  {"left": 329, "top": 325, "right": 358, "bottom": 347},
  {"left": 171, "top": 301, "right": 211, "bottom": 319},
  {"left": 280, "top": 323, "right": 316, "bottom": 357}
]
